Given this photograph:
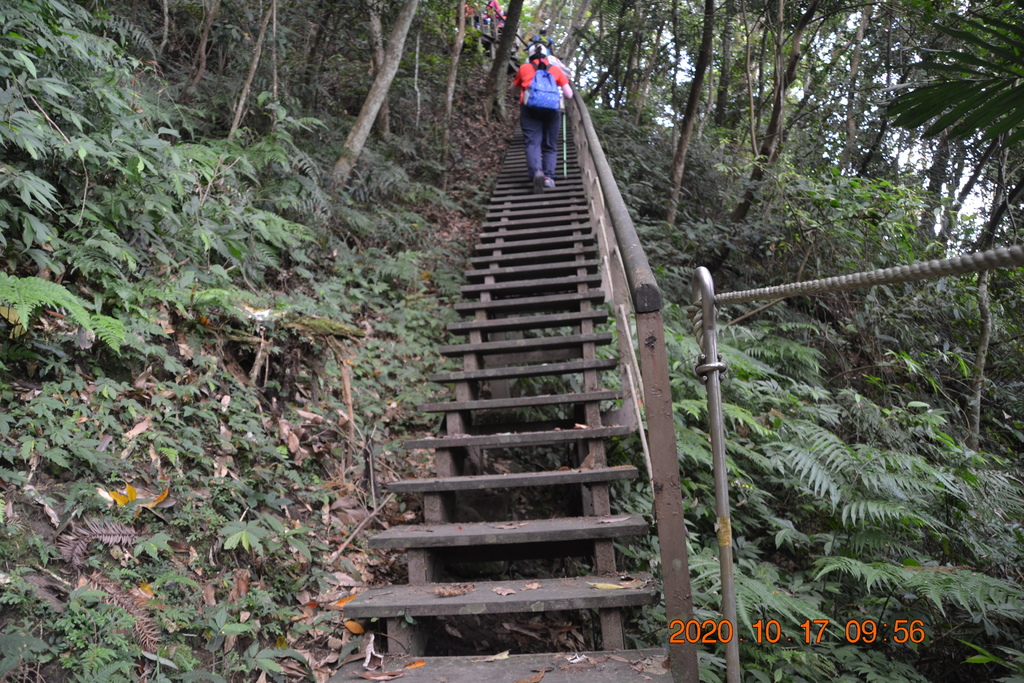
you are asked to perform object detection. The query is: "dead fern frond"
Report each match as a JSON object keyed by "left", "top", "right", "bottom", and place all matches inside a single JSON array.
[
  {"left": 86, "top": 572, "right": 160, "bottom": 652},
  {"left": 57, "top": 519, "right": 139, "bottom": 567}
]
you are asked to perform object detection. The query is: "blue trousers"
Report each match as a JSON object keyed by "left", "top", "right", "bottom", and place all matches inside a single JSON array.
[{"left": 520, "top": 105, "right": 560, "bottom": 179}]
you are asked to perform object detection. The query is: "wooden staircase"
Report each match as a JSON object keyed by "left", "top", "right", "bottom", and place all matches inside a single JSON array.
[
  {"left": 333, "top": 94, "right": 706, "bottom": 680},
  {"left": 336, "top": 127, "right": 670, "bottom": 680}
]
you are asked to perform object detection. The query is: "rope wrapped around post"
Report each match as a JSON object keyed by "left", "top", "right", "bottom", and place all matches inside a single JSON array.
[{"left": 717, "top": 244, "right": 1024, "bottom": 305}]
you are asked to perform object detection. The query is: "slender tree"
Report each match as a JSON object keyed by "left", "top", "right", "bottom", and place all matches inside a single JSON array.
[
  {"left": 713, "top": 0, "right": 735, "bottom": 126},
  {"left": 368, "top": 0, "right": 392, "bottom": 135},
  {"left": 228, "top": 2, "right": 274, "bottom": 139},
  {"left": 441, "top": 0, "right": 468, "bottom": 188},
  {"left": 482, "top": 0, "right": 525, "bottom": 121},
  {"left": 839, "top": 5, "right": 871, "bottom": 169},
  {"left": 665, "top": 0, "right": 715, "bottom": 225},
  {"left": 179, "top": 0, "right": 222, "bottom": 104},
  {"left": 729, "top": 0, "right": 820, "bottom": 225},
  {"left": 331, "top": 0, "right": 420, "bottom": 188}
]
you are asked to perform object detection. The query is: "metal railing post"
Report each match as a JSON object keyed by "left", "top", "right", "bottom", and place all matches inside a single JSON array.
[{"left": 691, "top": 267, "right": 740, "bottom": 682}]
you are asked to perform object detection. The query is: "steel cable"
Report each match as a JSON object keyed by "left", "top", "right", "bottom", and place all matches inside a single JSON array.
[{"left": 715, "top": 244, "right": 1024, "bottom": 305}]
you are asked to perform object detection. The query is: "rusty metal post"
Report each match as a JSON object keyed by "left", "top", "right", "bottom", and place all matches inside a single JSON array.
[
  {"left": 636, "top": 311, "right": 700, "bottom": 683},
  {"left": 691, "top": 267, "right": 740, "bottom": 683}
]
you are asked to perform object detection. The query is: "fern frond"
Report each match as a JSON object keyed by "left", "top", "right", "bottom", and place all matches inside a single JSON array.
[
  {"left": 92, "top": 14, "right": 156, "bottom": 57},
  {"left": 86, "top": 571, "right": 160, "bottom": 652},
  {"left": 57, "top": 519, "right": 139, "bottom": 567},
  {"left": 732, "top": 560, "right": 830, "bottom": 631},
  {"left": 840, "top": 498, "right": 929, "bottom": 528},
  {"left": 812, "top": 556, "right": 908, "bottom": 593},
  {"left": 0, "top": 273, "right": 125, "bottom": 351},
  {"left": 722, "top": 402, "right": 774, "bottom": 437}
]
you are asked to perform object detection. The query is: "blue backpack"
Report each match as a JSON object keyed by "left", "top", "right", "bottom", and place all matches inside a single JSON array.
[{"left": 524, "top": 66, "right": 561, "bottom": 110}]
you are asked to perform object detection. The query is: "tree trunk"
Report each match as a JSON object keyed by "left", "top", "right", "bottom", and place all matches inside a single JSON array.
[
  {"left": 729, "top": 0, "right": 819, "bottom": 225},
  {"left": 664, "top": 0, "right": 714, "bottom": 225},
  {"left": 939, "top": 138, "right": 998, "bottom": 245},
  {"left": 560, "top": 0, "right": 593, "bottom": 63},
  {"left": 368, "top": 3, "right": 392, "bottom": 135},
  {"left": 303, "top": 3, "right": 335, "bottom": 109},
  {"left": 967, "top": 270, "right": 991, "bottom": 451},
  {"left": 917, "top": 131, "right": 949, "bottom": 241},
  {"left": 713, "top": 0, "right": 734, "bottom": 127},
  {"left": 483, "top": 0, "right": 524, "bottom": 122},
  {"left": 839, "top": 5, "right": 870, "bottom": 169},
  {"left": 270, "top": 0, "right": 278, "bottom": 104},
  {"left": 228, "top": 3, "right": 274, "bottom": 140},
  {"left": 740, "top": 2, "right": 760, "bottom": 155},
  {"left": 159, "top": 0, "right": 170, "bottom": 57},
  {"left": 630, "top": 18, "right": 663, "bottom": 126},
  {"left": 441, "top": 0, "right": 468, "bottom": 188},
  {"left": 179, "top": 0, "right": 221, "bottom": 104},
  {"left": 534, "top": 0, "right": 551, "bottom": 29},
  {"left": 331, "top": 0, "right": 420, "bottom": 188}
]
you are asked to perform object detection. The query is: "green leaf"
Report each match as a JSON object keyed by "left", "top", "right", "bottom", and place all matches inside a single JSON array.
[{"left": 219, "top": 623, "right": 253, "bottom": 636}]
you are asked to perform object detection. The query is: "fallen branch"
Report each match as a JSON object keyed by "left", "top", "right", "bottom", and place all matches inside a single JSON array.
[{"left": 326, "top": 493, "right": 395, "bottom": 565}]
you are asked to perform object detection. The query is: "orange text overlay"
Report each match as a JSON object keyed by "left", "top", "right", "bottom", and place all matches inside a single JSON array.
[{"left": 669, "top": 619, "right": 927, "bottom": 645}]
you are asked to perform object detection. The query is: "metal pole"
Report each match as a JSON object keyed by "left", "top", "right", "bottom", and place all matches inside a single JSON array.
[
  {"left": 691, "top": 267, "right": 740, "bottom": 683},
  {"left": 562, "top": 108, "right": 567, "bottom": 178}
]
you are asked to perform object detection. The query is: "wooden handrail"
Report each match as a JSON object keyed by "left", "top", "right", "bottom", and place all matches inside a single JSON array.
[{"left": 566, "top": 95, "right": 701, "bottom": 683}]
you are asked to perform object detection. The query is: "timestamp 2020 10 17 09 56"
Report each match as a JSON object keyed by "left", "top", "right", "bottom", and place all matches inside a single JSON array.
[{"left": 668, "top": 618, "right": 927, "bottom": 645}]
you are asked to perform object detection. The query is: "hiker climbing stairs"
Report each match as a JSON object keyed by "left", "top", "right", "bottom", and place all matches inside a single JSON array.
[{"left": 338, "top": 122, "right": 672, "bottom": 679}]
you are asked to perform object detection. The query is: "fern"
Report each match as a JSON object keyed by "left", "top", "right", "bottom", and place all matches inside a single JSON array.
[
  {"left": 90, "top": 14, "right": 157, "bottom": 58},
  {"left": 57, "top": 519, "right": 139, "bottom": 567},
  {"left": 86, "top": 572, "right": 160, "bottom": 652},
  {"left": 814, "top": 556, "right": 1024, "bottom": 621},
  {"left": 731, "top": 559, "right": 830, "bottom": 632},
  {"left": 0, "top": 273, "right": 125, "bottom": 351}
]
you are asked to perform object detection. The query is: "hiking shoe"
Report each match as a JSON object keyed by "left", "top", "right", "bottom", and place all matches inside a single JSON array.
[
  {"left": 532, "top": 171, "right": 545, "bottom": 194},
  {"left": 543, "top": 176, "right": 556, "bottom": 188}
]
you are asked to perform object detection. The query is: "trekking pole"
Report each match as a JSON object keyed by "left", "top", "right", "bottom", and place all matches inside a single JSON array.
[{"left": 562, "top": 108, "right": 567, "bottom": 178}]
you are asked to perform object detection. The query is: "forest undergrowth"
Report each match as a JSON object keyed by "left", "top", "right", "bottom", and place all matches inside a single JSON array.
[
  {"left": 0, "top": 3, "right": 515, "bottom": 680},
  {"left": 2, "top": 1, "right": 1024, "bottom": 683}
]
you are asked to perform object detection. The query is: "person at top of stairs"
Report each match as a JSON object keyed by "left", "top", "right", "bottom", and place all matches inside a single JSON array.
[{"left": 512, "top": 44, "right": 573, "bottom": 193}]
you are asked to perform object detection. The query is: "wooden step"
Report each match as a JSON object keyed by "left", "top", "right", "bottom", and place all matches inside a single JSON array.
[
  {"left": 440, "top": 332, "right": 613, "bottom": 356},
  {"left": 479, "top": 222, "right": 591, "bottom": 240},
  {"left": 405, "top": 424, "right": 632, "bottom": 450},
  {"left": 343, "top": 573, "right": 656, "bottom": 619},
  {"left": 469, "top": 245, "right": 598, "bottom": 267},
  {"left": 328, "top": 649, "right": 668, "bottom": 683},
  {"left": 388, "top": 466, "right": 637, "bottom": 493},
  {"left": 464, "top": 260, "right": 601, "bottom": 281},
  {"left": 419, "top": 390, "right": 621, "bottom": 413},
  {"left": 481, "top": 212, "right": 590, "bottom": 230},
  {"left": 474, "top": 233, "right": 595, "bottom": 253},
  {"left": 485, "top": 203, "right": 588, "bottom": 221},
  {"left": 486, "top": 193, "right": 584, "bottom": 210},
  {"left": 493, "top": 176, "right": 585, "bottom": 189},
  {"left": 455, "top": 293, "right": 607, "bottom": 316},
  {"left": 461, "top": 275, "right": 602, "bottom": 297},
  {"left": 429, "top": 358, "right": 617, "bottom": 383},
  {"left": 447, "top": 311, "right": 609, "bottom": 335},
  {"left": 368, "top": 513, "right": 648, "bottom": 550},
  {"left": 490, "top": 187, "right": 588, "bottom": 203},
  {"left": 495, "top": 171, "right": 582, "bottom": 184}
]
